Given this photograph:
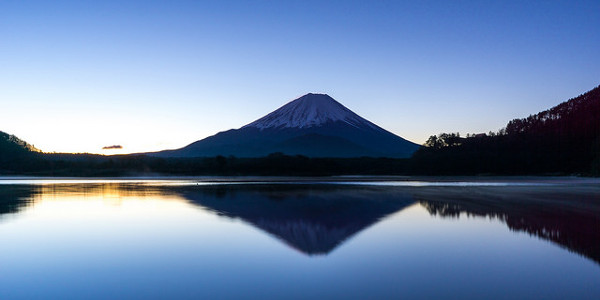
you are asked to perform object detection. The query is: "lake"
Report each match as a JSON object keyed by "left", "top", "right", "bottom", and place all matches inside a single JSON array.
[{"left": 1, "top": 177, "right": 599, "bottom": 299}]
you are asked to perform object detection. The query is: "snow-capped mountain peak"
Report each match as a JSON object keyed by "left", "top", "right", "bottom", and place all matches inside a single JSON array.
[
  {"left": 153, "top": 92, "right": 420, "bottom": 158},
  {"left": 243, "top": 93, "right": 376, "bottom": 129}
]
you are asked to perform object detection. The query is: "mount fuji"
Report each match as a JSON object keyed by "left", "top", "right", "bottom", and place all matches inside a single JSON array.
[{"left": 153, "top": 93, "right": 420, "bottom": 158}]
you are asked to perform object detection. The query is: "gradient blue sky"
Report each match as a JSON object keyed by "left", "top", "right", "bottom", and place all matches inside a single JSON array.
[{"left": 1, "top": 0, "right": 599, "bottom": 154}]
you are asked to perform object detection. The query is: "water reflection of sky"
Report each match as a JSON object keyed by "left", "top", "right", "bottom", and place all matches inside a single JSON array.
[{"left": 0, "top": 181, "right": 599, "bottom": 299}]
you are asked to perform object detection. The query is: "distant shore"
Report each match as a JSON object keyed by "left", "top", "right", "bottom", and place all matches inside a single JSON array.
[{"left": 1, "top": 175, "right": 599, "bottom": 185}]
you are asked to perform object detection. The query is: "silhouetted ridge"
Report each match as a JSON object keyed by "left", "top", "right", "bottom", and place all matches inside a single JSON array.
[
  {"left": 0, "top": 131, "right": 41, "bottom": 172},
  {"left": 0, "top": 131, "right": 39, "bottom": 153},
  {"left": 412, "top": 84, "right": 600, "bottom": 175},
  {"left": 504, "top": 85, "right": 600, "bottom": 136}
]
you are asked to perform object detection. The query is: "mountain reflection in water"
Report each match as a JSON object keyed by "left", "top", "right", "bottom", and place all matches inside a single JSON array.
[
  {"left": 0, "top": 182, "right": 598, "bottom": 264},
  {"left": 177, "top": 185, "right": 414, "bottom": 255}
]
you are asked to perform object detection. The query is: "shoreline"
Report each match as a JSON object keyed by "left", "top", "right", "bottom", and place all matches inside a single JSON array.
[{"left": 0, "top": 175, "right": 599, "bottom": 185}]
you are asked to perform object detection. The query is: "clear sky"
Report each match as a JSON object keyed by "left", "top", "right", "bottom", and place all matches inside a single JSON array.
[{"left": 1, "top": 0, "right": 599, "bottom": 154}]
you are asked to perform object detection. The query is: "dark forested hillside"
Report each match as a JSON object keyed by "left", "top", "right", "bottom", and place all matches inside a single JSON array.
[
  {"left": 412, "top": 85, "right": 600, "bottom": 175},
  {"left": 0, "top": 131, "right": 42, "bottom": 172},
  {"left": 0, "top": 131, "right": 39, "bottom": 153},
  {"left": 504, "top": 85, "right": 600, "bottom": 136}
]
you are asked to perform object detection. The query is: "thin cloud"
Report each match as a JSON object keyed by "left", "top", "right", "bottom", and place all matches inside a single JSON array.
[{"left": 102, "top": 145, "right": 123, "bottom": 150}]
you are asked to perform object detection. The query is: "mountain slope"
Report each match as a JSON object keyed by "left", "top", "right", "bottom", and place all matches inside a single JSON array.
[
  {"left": 155, "top": 93, "right": 419, "bottom": 158},
  {"left": 412, "top": 84, "right": 600, "bottom": 175},
  {"left": 504, "top": 84, "right": 600, "bottom": 137},
  {"left": 0, "top": 131, "right": 39, "bottom": 154},
  {"left": 273, "top": 133, "right": 374, "bottom": 157},
  {"left": 0, "top": 131, "right": 40, "bottom": 171}
]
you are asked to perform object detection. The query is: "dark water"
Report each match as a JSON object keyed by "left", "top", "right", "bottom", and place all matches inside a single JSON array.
[{"left": 0, "top": 179, "right": 599, "bottom": 299}]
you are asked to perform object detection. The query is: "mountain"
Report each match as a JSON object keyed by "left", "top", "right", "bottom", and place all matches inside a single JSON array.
[{"left": 154, "top": 93, "right": 419, "bottom": 158}]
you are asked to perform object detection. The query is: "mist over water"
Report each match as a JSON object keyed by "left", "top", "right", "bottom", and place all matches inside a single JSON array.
[{"left": 0, "top": 179, "right": 599, "bottom": 299}]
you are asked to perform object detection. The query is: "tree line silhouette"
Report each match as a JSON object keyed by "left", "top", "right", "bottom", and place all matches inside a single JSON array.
[{"left": 0, "top": 152, "right": 411, "bottom": 176}]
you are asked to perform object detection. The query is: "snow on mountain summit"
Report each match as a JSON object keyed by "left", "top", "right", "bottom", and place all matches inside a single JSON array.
[{"left": 243, "top": 93, "right": 377, "bottom": 130}]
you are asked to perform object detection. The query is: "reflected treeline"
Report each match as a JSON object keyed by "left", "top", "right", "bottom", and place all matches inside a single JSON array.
[
  {"left": 0, "top": 185, "right": 37, "bottom": 216},
  {"left": 0, "top": 183, "right": 179, "bottom": 219},
  {"left": 413, "top": 186, "right": 600, "bottom": 264},
  {"left": 175, "top": 184, "right": 415, "bottom": 255}
]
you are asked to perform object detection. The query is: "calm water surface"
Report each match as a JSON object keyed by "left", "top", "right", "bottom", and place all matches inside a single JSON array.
[{"left": 0, "top": 178, "right": 599, "bottom": 299}]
